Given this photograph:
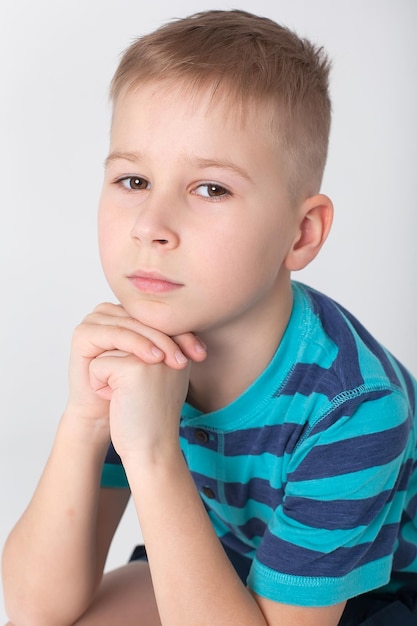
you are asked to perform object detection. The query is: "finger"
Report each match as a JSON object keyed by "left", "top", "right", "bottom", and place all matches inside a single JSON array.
[
  {"left": 83, "top": 308, "right": 178, "bottom": 352},
  {"left": 95, "top": 349, "right": 131, "bottom": 358},
  {"left": 92, "top": 302, "right": 130, "bottom": 318},
  {"left": 83, "top": 306, "right": 195, "bottom": 365},
  {"left": 74, "top": 322, "right": 189, "bottom": 370},
  {"left": 90, "top": 308, "right": 208, "bottom": 363},
  {"left": 173, "top": 334, "right": 207, "bottom": 362},
  {"left": 74, "top": 322, "right": 165, "bottom": 363}
]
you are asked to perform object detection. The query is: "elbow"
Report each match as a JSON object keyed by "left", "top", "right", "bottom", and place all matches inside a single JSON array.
[
  {"left": 3, "top": 586, "right": 87, "bottom": 626},
  {"left": 4, "top": 593, "right": 90, "bottom": 626},
  {"left": 4, "top": 605, "right": 82, "bottom": 626},
  {"left": 4, "top": 601, "right": 64, "bottom": 626},
  {"left": 2, "top": 540, "right": 95, "bottom": 626},
  {"left": 2, "top": 550, "right": 93, "bottom": 626}
]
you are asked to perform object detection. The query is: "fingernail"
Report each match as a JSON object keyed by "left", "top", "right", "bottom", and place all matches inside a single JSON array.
[
  {"left": 175, "top": 350, "right": 188, "bottom": 364},
  {"left": 195, "top": 340, "right": 207, "bottom": 353}
]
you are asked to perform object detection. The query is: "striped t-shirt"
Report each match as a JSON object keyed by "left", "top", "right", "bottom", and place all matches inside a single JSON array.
[{"left": 102, "top": 281, "right": 417, "bottom": 607}]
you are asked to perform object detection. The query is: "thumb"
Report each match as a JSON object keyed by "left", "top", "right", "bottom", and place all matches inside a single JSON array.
[{"left": 89, "top": 350, "right": 130, "bottom": 399}]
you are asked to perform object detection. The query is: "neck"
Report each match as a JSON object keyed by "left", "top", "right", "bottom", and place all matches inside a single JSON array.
[{"left": 187, "top": 281, "right": 293, "bottom": 414}]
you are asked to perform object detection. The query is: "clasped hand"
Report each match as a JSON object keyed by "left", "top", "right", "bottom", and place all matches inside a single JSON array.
[{"left": 65, "top": 302, "right": 207, "bottom": 459}]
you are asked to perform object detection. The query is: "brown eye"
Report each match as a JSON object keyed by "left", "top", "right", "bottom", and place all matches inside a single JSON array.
[
  {"left": 194, "top": 183, "right": 229, "bottom": 199},
  {"left": 127, "top": 177, "right": 148, "bottom": 190},
  {"left": 207, "top": 184, "right": 226, "bottom": 197},
  {"left": 119, "top": 176, "right": 150, "bottom": 190}
]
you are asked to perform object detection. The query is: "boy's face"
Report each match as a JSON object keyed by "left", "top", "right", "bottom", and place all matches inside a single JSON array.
[{"left": 98, "top": 82, "right": 300, "bottom": 338}]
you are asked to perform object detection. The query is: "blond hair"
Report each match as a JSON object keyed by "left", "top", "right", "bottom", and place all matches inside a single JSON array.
[{"left": 110, "top": 10, "right": 331, "bottom": 202}]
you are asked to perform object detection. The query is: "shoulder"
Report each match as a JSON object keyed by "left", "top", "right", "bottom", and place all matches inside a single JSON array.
[{"left": 289, "top": 282, "right": 416, "bottom": 412}]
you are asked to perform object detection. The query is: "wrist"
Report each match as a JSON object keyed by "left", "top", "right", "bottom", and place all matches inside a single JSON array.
[
  {"left": 59, "top": 406, "right": 111, "bottom": 452},
  {"left": 120, "top": 439, "right": 184, "bottom": 477}
]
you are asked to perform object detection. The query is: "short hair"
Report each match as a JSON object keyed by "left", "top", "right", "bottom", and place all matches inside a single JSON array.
[{"left": 110, "top": 9, "right": 332, "bottom": 203}]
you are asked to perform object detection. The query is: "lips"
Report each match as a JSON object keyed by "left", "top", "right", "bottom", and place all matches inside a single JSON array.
[{"left": 128, "top": 271, "right": 183, "bottom": 294}]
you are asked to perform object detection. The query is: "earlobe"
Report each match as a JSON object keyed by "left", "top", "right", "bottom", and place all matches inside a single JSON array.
[{"left": 285, "top": 194, "right": 333, "bottom": 272}]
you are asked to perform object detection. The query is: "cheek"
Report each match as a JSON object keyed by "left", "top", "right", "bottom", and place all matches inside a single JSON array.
[
  {"left": 238, "top": 219, "right": 292, "bottom": 267},
  {"left": 97, "top": 215, "right": 122, "bottom": 276},
  {"left": 196, "top": 224, "right": 283, "bottom": 294}
]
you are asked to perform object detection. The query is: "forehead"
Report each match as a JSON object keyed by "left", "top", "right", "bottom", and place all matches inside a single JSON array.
[{"left": 112, "top": 79, "right": 278, "bottom": 140}]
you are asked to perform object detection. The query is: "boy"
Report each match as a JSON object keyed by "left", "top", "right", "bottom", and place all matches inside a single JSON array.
[{"left": 2, "top": 9, "right": 416, "bottom": 626}]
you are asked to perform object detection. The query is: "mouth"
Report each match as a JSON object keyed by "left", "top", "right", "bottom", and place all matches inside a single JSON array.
[{"left": 128, "top": 271, "right": 183, "bottom": 294}]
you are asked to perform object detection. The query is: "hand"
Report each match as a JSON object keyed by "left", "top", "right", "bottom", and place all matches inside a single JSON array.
[
  {"left": 89, "top": 352, "right": 191, "bottom": 459},
  {"left": 65, "top": 302, "right": 206, "bottom": 437}
]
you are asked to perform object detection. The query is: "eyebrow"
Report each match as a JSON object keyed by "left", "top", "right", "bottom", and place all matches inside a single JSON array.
[
  {"left": 183, "top": 154, "right": 253, "bottom": 183},
  {"left": 104, "top": 150, "right": 253, "bottom": 183},
  {"left": 104, "top": 151, "right": 142, "bottom": 168}
]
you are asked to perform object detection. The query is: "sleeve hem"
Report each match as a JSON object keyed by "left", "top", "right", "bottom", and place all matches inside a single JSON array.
[{"left": 247, "top": 556, "right": 391, "bottom": 607}]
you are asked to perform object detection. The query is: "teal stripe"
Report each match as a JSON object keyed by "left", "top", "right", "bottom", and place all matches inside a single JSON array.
[
  {"left": 272, "top": 514, "right": 358, "bottom": 552},
  {"left": 286, "top": 457, "right": 402, "bottom": 500},
  {"left": 187, "top": 450, "right": 286, "bottom": 484},
  {"left": 248, "top": 556, "right": 392, "bottom": 606},
  {"left": 270, "top": 503, "right": 402, "bottom": 552},
  {"left": 101, "top": 462, "right": 129, "bottom": 489},
  {"left": 314, "top": 390, "right": 407, "bottom": 442}
]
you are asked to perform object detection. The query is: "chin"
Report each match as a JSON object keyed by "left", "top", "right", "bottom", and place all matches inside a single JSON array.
[{"left": 124, "top": 303, "right": 193, "bottom": 337}]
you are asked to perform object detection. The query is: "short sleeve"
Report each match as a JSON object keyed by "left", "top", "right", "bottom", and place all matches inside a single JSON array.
[{"left": 247, "top": 387, "right": 413, "bottom": 606}]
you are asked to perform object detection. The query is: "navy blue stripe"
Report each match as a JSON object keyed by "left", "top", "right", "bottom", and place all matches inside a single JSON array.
[
  {"left": 237, "top": 517, "right": 267, "bottom": 541},
  {"left": 220, "top": 532, "right": 254, "bottom": 556},
  {"left": 283, "top": 490, "right": 394, "bottom": 530},
  {"left": 224, "top": 423, "right": 305, "bottom": 457},
  {"left": 280, "top": 362, "right": 362, "bottom": 401},
  {"left": 303, "top": 289, "right": 365, "bottom": 392},
  {"left": 256, "top": 524, "right": 399, "bottom": 577},
  {"left": 190, "top": 472, "right": 219, "bottom": 500},
  {"left": 337, "top": 302, "right": 402, "bottom": 389},
  {"left": 307, "top": 284, "right": 404, "bottom": 392},
  {"left": 302, "top": 287, "right": 411, "bottom": 397},
  {"left": 181, "top": 423, "right": 306, "bottom": 458},
  {"left": 224, "top": 478, "right": 284, "bottom": 509},
  {"left": 289, "top": 420, "right": 410, "bottom": 481},
  {"left": 190, "top": 471, "right": 284, "bottom": 510}
]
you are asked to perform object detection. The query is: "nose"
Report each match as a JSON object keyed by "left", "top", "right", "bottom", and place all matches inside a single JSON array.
[{"left": 130, "top": 199, "right": 180, "bottom": 249}]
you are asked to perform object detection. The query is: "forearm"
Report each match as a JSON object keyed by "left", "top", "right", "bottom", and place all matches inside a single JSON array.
[
  {"left": 2, "top": 412, "right": 109, "bottom": 626},
  {"left": 124, "top": 447, "right": 266, "bottom": 626}
]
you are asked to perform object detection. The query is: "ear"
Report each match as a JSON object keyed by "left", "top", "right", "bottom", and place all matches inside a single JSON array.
[{"left": 284, "top": 194, "right": 333, "bottom": 272}]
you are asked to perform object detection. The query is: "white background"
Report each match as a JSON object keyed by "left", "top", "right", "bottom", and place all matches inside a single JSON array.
[{"left": 1, "top": 0, "right": 416, "bottom": 621}]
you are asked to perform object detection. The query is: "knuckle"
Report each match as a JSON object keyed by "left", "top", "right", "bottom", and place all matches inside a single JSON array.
[
  {"left": 92, "top": 301, "right": 118, "bottom": 313},
  {"left": 72, "top": 321, "right": 87, "bottom": 340}
]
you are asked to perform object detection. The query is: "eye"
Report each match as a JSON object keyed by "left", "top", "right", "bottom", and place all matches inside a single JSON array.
[
  {"left": 194, "top": 183, "right": 229, "bottom": 199},
  {"left": 118, "top": 176, "right": 150, "bottom": 191}
]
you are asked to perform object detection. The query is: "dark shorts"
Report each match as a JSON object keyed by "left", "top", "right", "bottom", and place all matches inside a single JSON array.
[
  {"left": 339, "top": 589, "right": 417, "bottom": 625},
  {"left": 129, "top": 545, "right": 417, "bottom": 625}
]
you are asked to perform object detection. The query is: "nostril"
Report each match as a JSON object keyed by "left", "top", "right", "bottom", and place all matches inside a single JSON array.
[{"left": 156, "top": 239, "right": 169, "bottom": 244}]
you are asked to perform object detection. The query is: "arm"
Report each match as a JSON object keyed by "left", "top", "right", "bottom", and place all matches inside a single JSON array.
[
  {"left": 125, "top": 448, "right": 346, "bottom": 626},
  {"left": 2, "top": 303, "right": 204, "bottom": 626},
  {"left": 2, "top": 416, "right": 118, "bottom": 626},
  {"left": 94, "top": 353, "right": 345, "bottom": 626}
]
